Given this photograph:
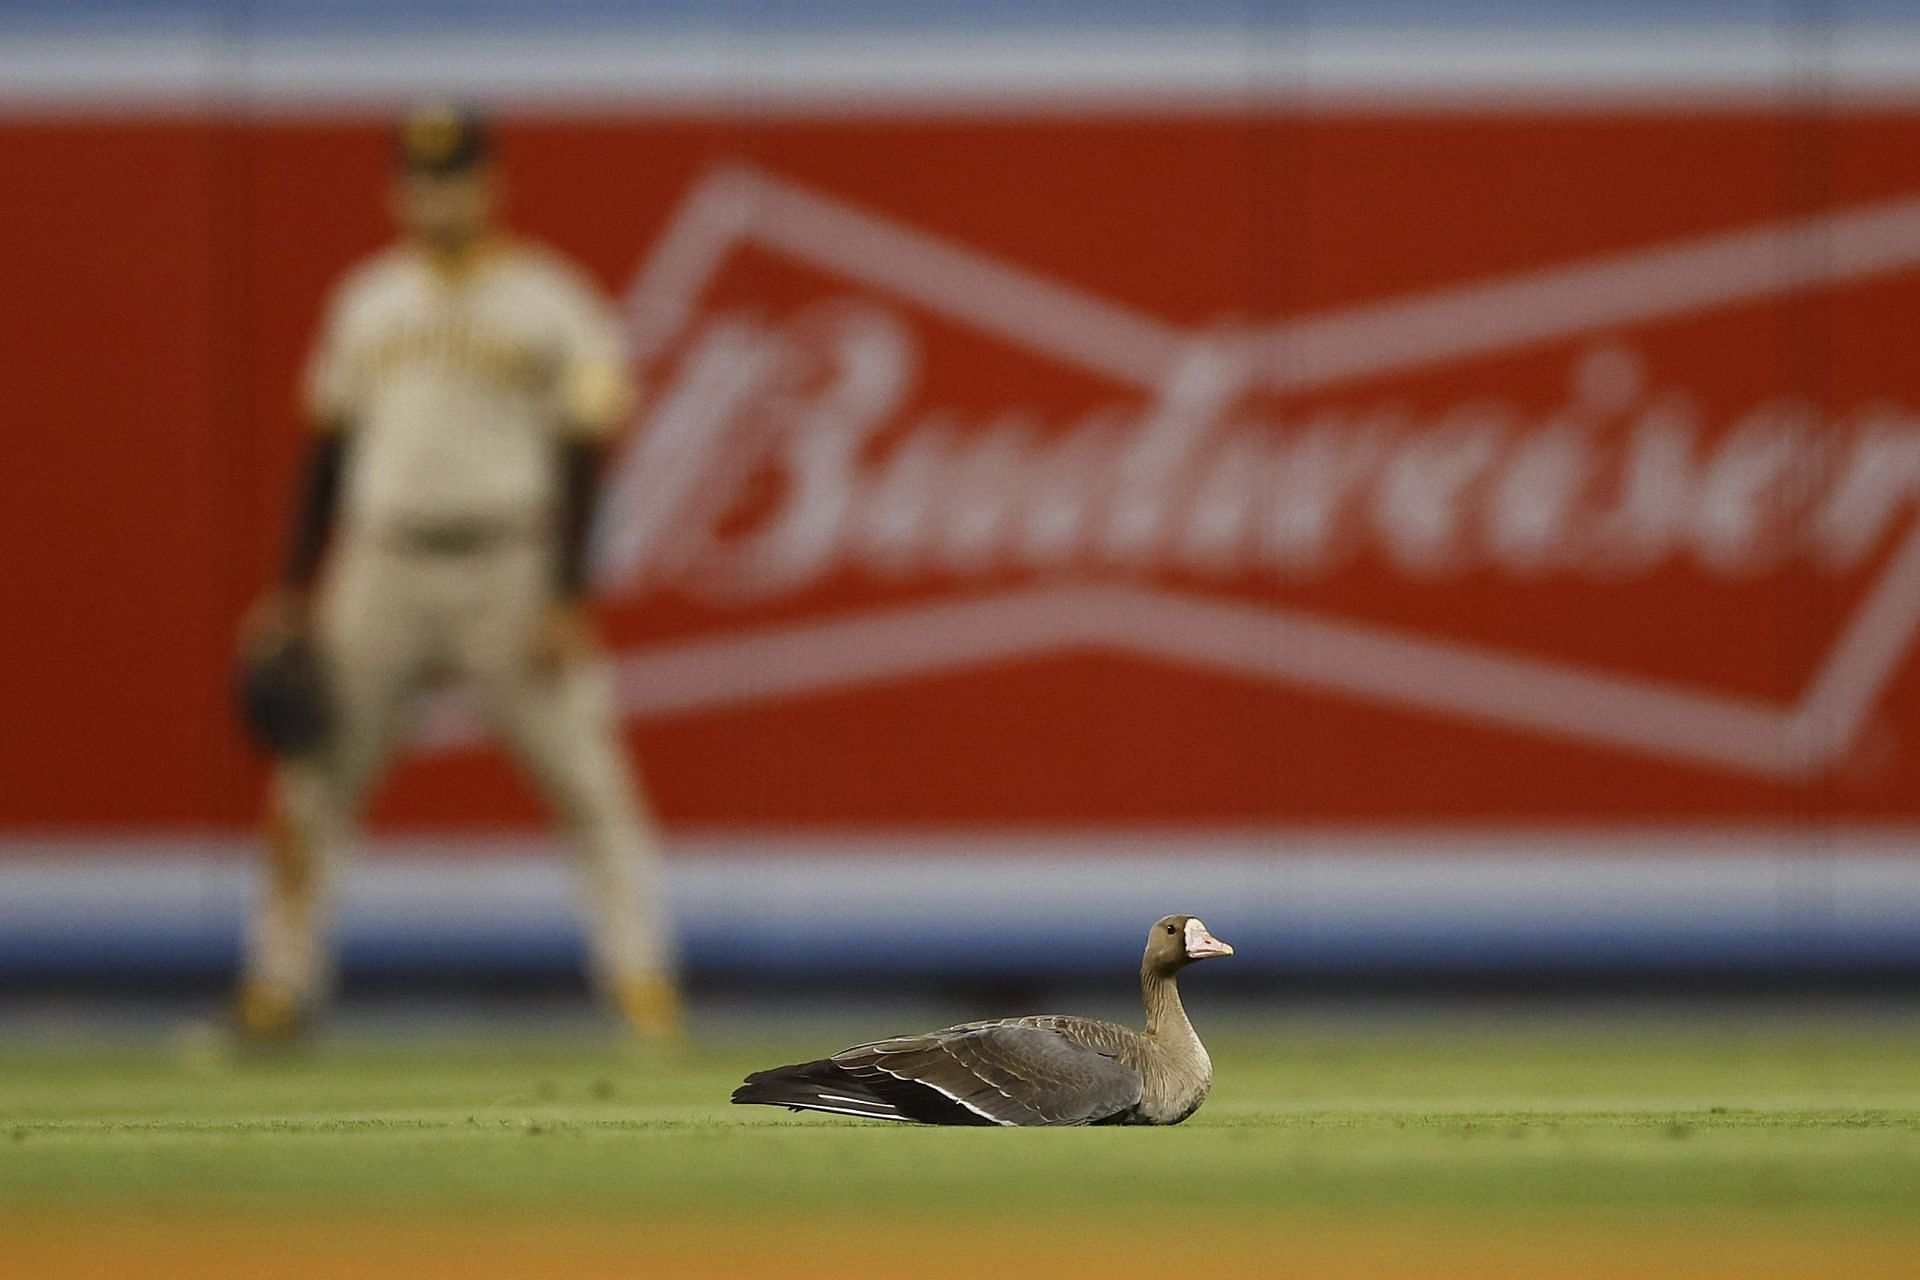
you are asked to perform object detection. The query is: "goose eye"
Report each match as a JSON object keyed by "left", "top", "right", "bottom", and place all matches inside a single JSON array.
[{"left": 1164, "top": 924, "right": 1177, "bottom": 935}]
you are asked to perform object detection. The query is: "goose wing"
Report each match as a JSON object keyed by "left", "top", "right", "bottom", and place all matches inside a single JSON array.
[
  {"left": 832, "top": 1023, "right": 1143, "bottom": 1127},
  {"left": 984, "top": 1014, "right": 1145, "bottom": 1063}
]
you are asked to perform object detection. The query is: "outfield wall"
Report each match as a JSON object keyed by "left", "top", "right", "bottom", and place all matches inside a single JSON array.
[{"left": 5, "top": 2, "right": 1920, "bottom": 980}]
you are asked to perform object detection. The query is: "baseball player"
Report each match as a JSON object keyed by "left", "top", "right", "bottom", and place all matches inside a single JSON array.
[{"left": 235, "top": 105, "right": 680, "bottom": 1042}]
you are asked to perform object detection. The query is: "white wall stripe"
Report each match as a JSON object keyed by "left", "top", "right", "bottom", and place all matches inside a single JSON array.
[
  {"left": 2, "top": 832, "right": 1918, "bottom": 932},
  {"left": 8, "top": 28, "right": 1920, "bottom": 114}
]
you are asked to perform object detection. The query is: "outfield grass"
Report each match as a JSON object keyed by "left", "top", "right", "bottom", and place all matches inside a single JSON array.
[{"left": 4, "top": 1007, "right": 1919, "bottom": 1276}]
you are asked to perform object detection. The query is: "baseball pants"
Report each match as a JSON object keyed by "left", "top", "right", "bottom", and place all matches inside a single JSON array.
[{"left": 241, "top": 531, "right": 676, "bottom": 1006}]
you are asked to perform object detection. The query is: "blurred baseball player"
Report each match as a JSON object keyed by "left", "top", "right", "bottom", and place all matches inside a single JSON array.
[{"left": 235, "top": 105, "right": 680, "bottom": 1042}]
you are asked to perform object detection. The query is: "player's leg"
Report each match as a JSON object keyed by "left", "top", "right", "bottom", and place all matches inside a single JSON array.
[
  {"left": 236, "top": 551, "right": 423, "bottom": 1040},
  {"left": 498, "top": 660, "right": 683, "bottom": 1037},
  {"left": 459, "top": 548, "right": 682, "bottom": 1037}
]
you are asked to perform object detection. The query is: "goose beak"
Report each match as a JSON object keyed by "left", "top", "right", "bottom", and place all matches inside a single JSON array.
[{"left": 1183, "top": 920, "right": 1235, "bottom": 959}]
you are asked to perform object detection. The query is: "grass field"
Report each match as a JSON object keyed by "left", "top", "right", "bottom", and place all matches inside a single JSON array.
[{"left": 4, "top": 1004, "right": 1919, "bottom": 1277}]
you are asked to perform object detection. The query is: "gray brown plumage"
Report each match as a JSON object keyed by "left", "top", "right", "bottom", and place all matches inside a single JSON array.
[{"left": 730, "top": 915, "right": 1234, "bottom": 1127}]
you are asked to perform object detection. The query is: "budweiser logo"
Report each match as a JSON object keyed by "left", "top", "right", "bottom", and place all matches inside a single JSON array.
[
  {"left": 439, "top": 163, "right": 1920, "bottom": 781},
  {"left": 597, "top": 316, "right": 1911, "bottom": 597}
]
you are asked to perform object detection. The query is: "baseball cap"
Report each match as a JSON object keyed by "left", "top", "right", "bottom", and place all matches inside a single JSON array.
[{"left": 397, "top": 104, "right": 491, "bottom": 175}]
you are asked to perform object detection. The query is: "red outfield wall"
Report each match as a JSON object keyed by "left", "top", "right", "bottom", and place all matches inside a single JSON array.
[{"left": 7, "top": 112, "right": 1920, "bottom": 838}]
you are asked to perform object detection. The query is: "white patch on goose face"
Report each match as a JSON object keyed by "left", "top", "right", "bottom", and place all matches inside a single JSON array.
[{"left": 1181, "top": 917, "right": 1234, "bottom": 958}]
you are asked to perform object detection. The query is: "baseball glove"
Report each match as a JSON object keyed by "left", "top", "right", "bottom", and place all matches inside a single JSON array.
[{"left": 234, "top": 633, "right": 332, "bottom": 756}]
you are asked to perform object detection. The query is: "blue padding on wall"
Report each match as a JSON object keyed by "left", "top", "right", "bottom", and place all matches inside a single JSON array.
[{"left": 6, "top": 915, "right": 1920, "bottom": 985}]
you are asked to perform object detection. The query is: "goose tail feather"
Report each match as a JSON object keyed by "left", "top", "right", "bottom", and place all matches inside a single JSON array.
[{"left": 731, "top": 1059, "right": 910, "bottom": 1122}]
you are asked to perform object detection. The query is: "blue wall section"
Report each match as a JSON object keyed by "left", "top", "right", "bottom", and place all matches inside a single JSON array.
[{"left": 7, "top": 915, "right": 1920, "bottom": 987}]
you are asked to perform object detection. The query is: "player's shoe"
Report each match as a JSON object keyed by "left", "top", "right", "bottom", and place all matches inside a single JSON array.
[
  {"left": 612, "top": 973, "right": 685, "bottom": 1043},
  {"left": 232, "top": 978, "right": 313, "bottom": 1048}
]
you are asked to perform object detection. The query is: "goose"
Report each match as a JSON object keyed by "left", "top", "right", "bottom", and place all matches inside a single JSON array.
[{"left": 730, "top": 915, "right": 1233, "bottom": 1126}]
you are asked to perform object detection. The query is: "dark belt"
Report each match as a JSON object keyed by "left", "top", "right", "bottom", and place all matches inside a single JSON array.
[{"left": 379, "top": 519, "right": 537, "bottom": 555}]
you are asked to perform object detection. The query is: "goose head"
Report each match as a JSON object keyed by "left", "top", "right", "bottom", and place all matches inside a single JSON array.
[{"left": 1145, "top": 914, "right": 1234, "bottom": 973}]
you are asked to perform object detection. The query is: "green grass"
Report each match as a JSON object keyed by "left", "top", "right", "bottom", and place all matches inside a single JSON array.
[{"left": 3, "top": 1008, "right": 1920, "bottom": 1228}]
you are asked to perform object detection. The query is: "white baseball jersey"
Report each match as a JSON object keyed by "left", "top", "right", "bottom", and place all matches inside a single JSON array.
[{"left": 304, "top": 239, "right": 633, "bottom": 531}]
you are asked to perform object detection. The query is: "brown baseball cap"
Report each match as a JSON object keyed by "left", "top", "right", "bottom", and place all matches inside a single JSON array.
[{"left": 397, "top": 103, "right": 491, "bottom": 175}]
